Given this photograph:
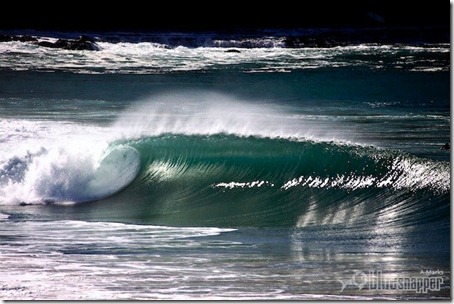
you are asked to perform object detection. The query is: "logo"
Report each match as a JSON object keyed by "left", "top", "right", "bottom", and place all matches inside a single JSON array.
[
  {"left": 338, "top": 270, "right": 368, "bottom": 292},
  {"left": 338, "top": 270, "right": 444, "bottom": 293}
]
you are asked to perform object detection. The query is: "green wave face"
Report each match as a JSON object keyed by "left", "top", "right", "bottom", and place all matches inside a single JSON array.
[{"left": 77, "top": 134, "right": 448, "bottom": 227}]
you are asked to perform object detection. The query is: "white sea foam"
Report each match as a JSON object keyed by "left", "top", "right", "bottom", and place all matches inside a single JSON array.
[
  {"left": 0, "top": 40, "right": 448, "bottom": 74},
  {"left": 215, "top": 180, "right": 275, "bottom": 189},
  {"left": 0, "top": 143, "right": 141, "bottom": 205},
  {"left": 0, "top": 118, "right": 143, "bottom": 205},
  {"left": 0, "top": 220, "right": 237, "bottom": 300}
]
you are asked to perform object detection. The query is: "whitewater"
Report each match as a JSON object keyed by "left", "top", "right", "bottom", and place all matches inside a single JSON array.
[{"left": 0, "top": 33, "right": 450, "bottom": 300}]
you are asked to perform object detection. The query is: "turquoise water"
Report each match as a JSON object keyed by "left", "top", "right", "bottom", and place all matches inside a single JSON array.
[{"left": 0, "top": 39, "right": 450, "bottom": 299}]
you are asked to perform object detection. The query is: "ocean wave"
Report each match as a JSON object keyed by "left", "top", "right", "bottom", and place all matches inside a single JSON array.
[
  {"left": 0, "top": 94, "right": 449, "bottom": 227},
  {"left": 0, "top": 133, "right": 449, "bottom": 227},
  {"left": 0, "top": 38, "right": 448, "bottom": 74}
]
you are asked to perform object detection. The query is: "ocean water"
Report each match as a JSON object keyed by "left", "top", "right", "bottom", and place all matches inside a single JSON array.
[{"left": 0, "top": 33, "right": 450, "bottom": 300}]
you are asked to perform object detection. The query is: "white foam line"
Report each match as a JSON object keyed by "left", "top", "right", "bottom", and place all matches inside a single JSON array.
[
  {"left": 215, "top": 180, "right": 275, "bottom": 189},
  {"left": 1, "top": 40, "right": 448, "bottom": 74}
]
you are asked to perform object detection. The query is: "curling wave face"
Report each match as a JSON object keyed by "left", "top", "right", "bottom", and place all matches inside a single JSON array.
[{"left": 102, "top": 134, "right": 449, "bottom": 227}]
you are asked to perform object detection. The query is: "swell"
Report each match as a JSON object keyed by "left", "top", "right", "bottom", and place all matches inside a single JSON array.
[{"left": 81, "top": 134, "right": 449, "bottom": 227}]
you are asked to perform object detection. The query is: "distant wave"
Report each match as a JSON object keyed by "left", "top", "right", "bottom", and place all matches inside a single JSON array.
[
  {"left": 2, "top": 27, "right": 449, "bottom": 47},
  {"left": 0, "top": 30, "right": 449, "bottom": 74}
]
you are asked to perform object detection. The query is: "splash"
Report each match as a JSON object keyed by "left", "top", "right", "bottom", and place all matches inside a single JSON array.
[{"left": 0, "top": 139, "right": 140, "bottom": 205}]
